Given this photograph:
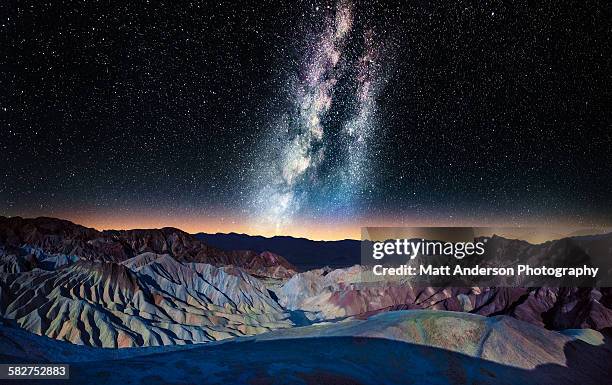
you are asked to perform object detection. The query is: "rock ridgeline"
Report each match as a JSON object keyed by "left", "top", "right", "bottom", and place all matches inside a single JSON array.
[{"left": 0, "top": 216, "right": 297, "bottom": 279}]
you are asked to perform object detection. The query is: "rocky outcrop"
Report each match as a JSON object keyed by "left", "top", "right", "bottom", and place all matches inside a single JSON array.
[
  {"left": 277, "top": 265, "right": 612, "bottom": 330},
  {"left": 0, "top": 216, "right": 297, "bottom": 279},
  {"left": 0, "top": 254, "right": 293, "bottom": 347}
]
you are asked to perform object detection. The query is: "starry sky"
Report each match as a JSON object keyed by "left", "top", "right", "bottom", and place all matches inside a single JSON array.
[{"left": 1, "top": 0, "right": 611, "bottom": 239}]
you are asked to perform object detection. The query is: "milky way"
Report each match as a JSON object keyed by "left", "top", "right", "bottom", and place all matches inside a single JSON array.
[
  {"left": 2, "top": 1, "right": 611, "bottom": 238},
  {"left": 253, "top": 0, "right": 387, "bottom": 230}
]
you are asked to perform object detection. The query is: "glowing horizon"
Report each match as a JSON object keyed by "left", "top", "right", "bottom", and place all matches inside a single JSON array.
[{"left": 4, "top": 208, "right": 610, "bottom": 243}]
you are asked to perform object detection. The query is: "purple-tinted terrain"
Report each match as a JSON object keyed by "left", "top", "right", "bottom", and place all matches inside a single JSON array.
[{"left": 0, "top": 216, "right": 611, "bottom": 384}]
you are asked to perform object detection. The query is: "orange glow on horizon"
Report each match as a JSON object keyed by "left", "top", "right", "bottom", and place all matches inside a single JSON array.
[
  {"left": 12, "top": 208, "right": 606, "bottom": 242},
  {"left": 63, "top": 212, "right": 365, "bottom": 241}
]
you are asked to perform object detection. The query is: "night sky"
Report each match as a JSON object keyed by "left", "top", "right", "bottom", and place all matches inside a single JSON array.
[{"left": 1, "top": 1, "right": 611, "bottom": 239}]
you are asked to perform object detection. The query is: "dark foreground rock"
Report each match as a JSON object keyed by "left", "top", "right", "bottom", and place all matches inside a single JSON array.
[{"left": 1, "top": 311, "right": 610, "bottom": 385}]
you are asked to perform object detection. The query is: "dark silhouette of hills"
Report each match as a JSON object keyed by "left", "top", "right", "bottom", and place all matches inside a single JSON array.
[
  {"left": 195, "top": 232, "right": 361, "bottom": 271},
  {"left": 196, "top": 231, "right": 612, "bottom": 274}
]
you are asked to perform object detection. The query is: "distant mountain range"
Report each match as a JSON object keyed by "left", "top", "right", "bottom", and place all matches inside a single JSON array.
[
  {"left": 195, "top": 232, "right": 361, "bottom": 271},
  {"left": 196, "top": 230, "right": 612, "bottom": 274}
]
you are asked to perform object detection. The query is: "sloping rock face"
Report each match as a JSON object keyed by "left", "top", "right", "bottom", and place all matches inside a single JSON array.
[
  {"left": 475, "top": 235, "right": 610, "bottom": 287},
  {"left": 0, "top": 216, "right": 113, "bottom": 260},
  {"left": 0, "top": 253, "right": 293, "bottom": 347},
  {"left": 2, "top": 311, "right": 610, "bottom": 385},
  {"left": 277, "top": 265, "right": 612, "bottom": 330},
  {"left": 246, "top": 311, "right": 611, "bottom": 370},
  {"left": 0, "top": 216, "right": 297, "bottom": 279}
]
